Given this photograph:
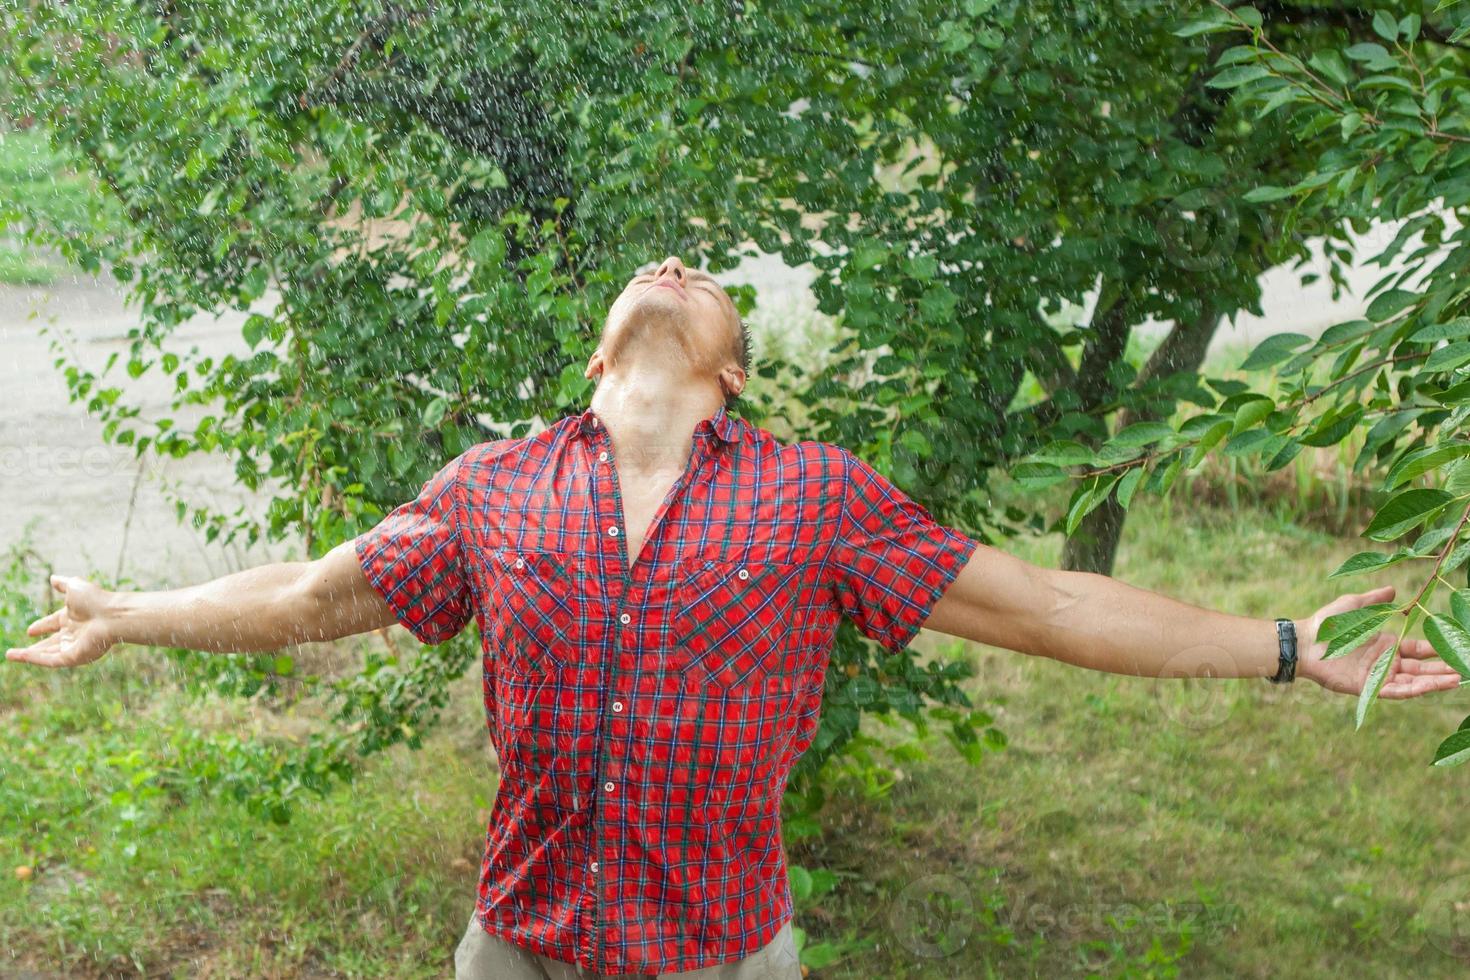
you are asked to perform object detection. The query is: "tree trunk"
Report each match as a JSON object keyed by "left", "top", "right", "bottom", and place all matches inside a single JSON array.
[{"left": 1061, "top": 310, "right": 1222, "bottom": 574}]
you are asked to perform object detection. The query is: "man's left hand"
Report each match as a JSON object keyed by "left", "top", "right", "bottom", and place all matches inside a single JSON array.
[{"left": 1297, "top": 585, "right": 1464, "bottom": 698}]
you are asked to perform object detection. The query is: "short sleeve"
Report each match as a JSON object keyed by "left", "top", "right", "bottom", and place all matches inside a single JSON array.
[
  {"left": 354, "top": 454, "right": 472, "bottom": 645},
  {"left": 827, "top": 448, "right": 979, "bottom": 652}
]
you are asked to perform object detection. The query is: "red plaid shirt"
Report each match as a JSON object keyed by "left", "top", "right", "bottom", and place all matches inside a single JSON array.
[{"left": 355, "top": 404, "right": 977, "bottom": 974}]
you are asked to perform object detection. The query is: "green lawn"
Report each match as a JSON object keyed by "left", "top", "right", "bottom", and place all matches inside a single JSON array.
[
  {"left": 807, "top": 488, "right": 1470, "bottom": 979},
  {"left": 4, "top": 478, "right": 1468, "bottom": 978},
  {"left": 0, "top": 125, "right": 103, "bottom": 285}
]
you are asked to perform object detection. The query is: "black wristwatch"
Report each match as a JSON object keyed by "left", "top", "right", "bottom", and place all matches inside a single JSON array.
[{"left": 1268, "top": 617, "right": 1298, "bottom": 684}]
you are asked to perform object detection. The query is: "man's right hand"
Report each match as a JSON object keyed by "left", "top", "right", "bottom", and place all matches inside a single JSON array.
[
  {"left": 6, "top": 575, "right": 116, "bottom": 668},
  {"left": 3, "top": 538, "right": 399, "bottom": 667}
]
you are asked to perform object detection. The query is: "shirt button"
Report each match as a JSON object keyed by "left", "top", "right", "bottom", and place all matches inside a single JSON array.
[
  {"left": 514, "top": 558, "right": 525, "bottom": 569},
  {"left": 608, "top": 525, "right": 619, "bottom": 537},
  {"left": 598, "top": 451, "right": 609, "bottom": 463},
  {"left": 619, "top": 613, "right": 631, "bottom": 625},
  {"left": 612, "top": 701, "right": 624, "bottom": 712},
  {"left": 737, "top": 568, "right": 749, "bottom": 580},
  {"left": 604, "top": 781, "right": 615, "bottom": 794},
  {"left": 590, "top": 861, "right": 599, "bottom": 873}
]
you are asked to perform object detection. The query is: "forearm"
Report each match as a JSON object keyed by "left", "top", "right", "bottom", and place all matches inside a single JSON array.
[
  {"left": 105, "top": 562, "right": 319, "bottom": 653},
  {"left": 1036, "top": 569, "right": 1285, "bottom": 680}
]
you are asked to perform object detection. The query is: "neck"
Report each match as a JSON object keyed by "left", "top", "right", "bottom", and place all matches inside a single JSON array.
[{"left": 588, "top": 363, "right": 724, "bottom": 478}]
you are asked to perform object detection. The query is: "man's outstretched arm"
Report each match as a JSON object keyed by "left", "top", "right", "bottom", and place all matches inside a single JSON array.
[
  {"left": 922, "top": 543, "right": 1461, "bottom": 699},
  {"left": 4, "top": 538, "right": 398, "bottom": 668}
]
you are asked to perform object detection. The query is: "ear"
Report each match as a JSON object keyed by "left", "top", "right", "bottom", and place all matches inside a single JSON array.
[
  {"left": 584, "top": 347, "right": 606, "bottom": 380},
  {"left": 717, "top": 364, "right": 746, "bottom": 400}
]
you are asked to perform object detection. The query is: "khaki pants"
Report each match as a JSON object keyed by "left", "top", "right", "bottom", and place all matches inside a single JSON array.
[{"left": 453, "top": 909, "right": 802, "bottom": 980}]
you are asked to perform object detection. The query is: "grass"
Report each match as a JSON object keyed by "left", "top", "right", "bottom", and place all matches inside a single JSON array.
[
  {"left": 0, "top": 125, "right": 104, "bottom": 286},
  {"left": 800, "top": 484, "right": 1470, "bottom": 979}
]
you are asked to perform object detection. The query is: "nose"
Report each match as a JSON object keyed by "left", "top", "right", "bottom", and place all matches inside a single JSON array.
[{"left": 653, "top": 256, "right": 686, "bottom": 283}]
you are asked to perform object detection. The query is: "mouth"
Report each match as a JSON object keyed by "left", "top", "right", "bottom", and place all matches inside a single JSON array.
[{"left": 648, "top": 277, "right": 686, "bottom": 299}]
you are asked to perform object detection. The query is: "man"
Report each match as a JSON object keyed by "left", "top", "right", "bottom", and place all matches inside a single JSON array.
[{"left": 6, "top": 254, "right": 1459, "bottom": 980}]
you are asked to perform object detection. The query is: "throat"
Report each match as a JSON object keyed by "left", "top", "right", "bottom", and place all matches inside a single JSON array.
[{"left": 614, "top": 469, "right": 684, "bottom": 572}]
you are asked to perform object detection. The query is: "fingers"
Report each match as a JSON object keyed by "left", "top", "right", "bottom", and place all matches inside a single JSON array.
[
  {"left": 50, "top": 574, "right": 71, "bottom": 595},
  {"left": 1324, "top": 584, "right": 1396, "bottom": 616},
  {"left": 1396, "top": 637, "right": 1440, "bottom": 660},
  {"left": 26, "top": 609, "right": 65, "bottom": 637},
  {"left": 1380, "top": 670, "right": 1463, "bottom": 699},
  {"left": 1393, "top": 657, "right": 1461, "bottom": 676},
  {"left": 4, "top": 634, "right": 66, "bottom": 668}
]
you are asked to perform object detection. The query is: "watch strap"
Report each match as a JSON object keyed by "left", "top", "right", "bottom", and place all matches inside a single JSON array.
[{"left": 1269, "top": 617, "right": 1297, "bottom": 684}]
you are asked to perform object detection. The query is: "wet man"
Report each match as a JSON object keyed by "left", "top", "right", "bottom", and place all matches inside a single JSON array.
[{"left": 8, "top": 254, "right": 1459, "bottom": 979}]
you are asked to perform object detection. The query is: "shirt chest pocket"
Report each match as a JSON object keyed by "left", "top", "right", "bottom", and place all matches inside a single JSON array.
[
  {"left": 673, "top": 559, "right": 805, "bottom": 690},
  {"left": 487, "top": 549, "right": 588, "bottom": 674}
]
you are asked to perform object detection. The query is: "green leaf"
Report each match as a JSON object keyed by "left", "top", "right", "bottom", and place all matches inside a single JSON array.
[
  {"left": 1010, "top": 461, "right": 1071, "bottom": 489},
  {"left": 1187, "top": 418, "right": 1233, "bottom": 468},
  {"left": 466, "top": 227, "right": 506, "bottom": 266},
  {"left": 789, "top": 864, "right": 813, "bottom": 901},
  {"left": 1328, "top": 550, "right": 1404, "bottom": 579},
  {"left": 1452, "top": 589, "right": 1470, "bottom": 627},
  {"left": 1432, "top": 729, "right": 1470, "bottom": 767},
  {"left": 242, "top": 315, "right": 269, "bottom": 349},
  {"left": 1409, "top": 318, "right": 1470, "bottom": 343},
  {"left": 422, "top": 396, "right": 449, "bottom": 428},
  {"left": 1109, "top": 421, "right": 1176, "bottom": 447},
  {"left": 1425, "top": 342, "right": 1470, "bottom": 373},
  {"left": 849, "top": 238, "right": 889, "bottom": 271},
  {"left": 1222, "top": 428, "right": 1276, "bottom": 457},
  {"left": 197, "top": 184, "right": 223, "bottom": 217},
  {"left": 1243, "top": 185, "right": 1294, "bottom": 203},
  {"left": 1385, "top": 443, "right": 1470, "bottom": 489},
  {"left": 1207, "top": 65, "right": 1274, "bottom": 89},
  {"left": 1425, "top": 614, "right": 1470, "bottom": 679},
  {"left": 1231, "top": 397, "right": 1274, "bottom": 434},
  {"left": 1345, "top": 43, "right": 1397, "bottom": 71},
  {"left": 1364, "top": 487, "right": 1454, "bottom": 541},
  {"left": 1372, "top": 10, "right": 1399, "bottom": 41},
  {"left": 1115, "top": 466, "right": 1146, "bottom": 510},
  {"left": 1240, "top": 332, "right": 1311, "bottom": 371},
  {"left": 1356, "top": 641, "right": 1398, "bottom": 730},
  {"left": 1173, "top": 16, "right": 1233, "bottom": 37},
  {"left": 1320, "top": 603, "right": 1395, "bottom": 659},
  {"left": 1233, "top": 6, "right": 1262, "bottom": 29},
  {"left": 1447, "top": 458, "right": 1470, "bottom": 497},
  {"left": 1065, "top": 477, "right": 1114, "bottom": 537},
  {"left": 1031, "top": 440, "right": 1094, "bottom": 466},
  {"left": 1308, "top": 50, "right": 1351, "bottom": 87},
  {"left": 1365, "top": 288, "right": 1419, "bottom": 322},
  {"left": 1298, "top": 404, "right": 1363, "bottom": 447}
]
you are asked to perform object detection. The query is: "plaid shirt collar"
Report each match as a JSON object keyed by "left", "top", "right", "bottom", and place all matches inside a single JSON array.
[{"left": 570, "top": 402, "right": 742, "bottom": 446}]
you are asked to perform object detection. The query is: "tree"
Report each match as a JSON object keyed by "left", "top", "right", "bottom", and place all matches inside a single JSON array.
[{"left": 1163, "top": 1, "right": 1470, "bottom": 748}]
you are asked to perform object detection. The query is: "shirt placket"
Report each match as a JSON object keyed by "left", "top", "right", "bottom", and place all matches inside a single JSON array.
[{"left": 581, "top": 416, "right": 714, "bottom": 975}]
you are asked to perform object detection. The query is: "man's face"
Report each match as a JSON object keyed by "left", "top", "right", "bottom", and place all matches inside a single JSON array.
[{"left": 588, "top": 255, "right": 745, "bottom": 397}]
